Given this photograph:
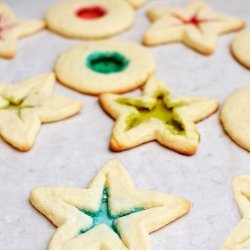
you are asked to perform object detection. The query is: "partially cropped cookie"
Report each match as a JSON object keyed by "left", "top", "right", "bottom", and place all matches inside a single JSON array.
[
  {"left": 126, "top": 0, "right": 148, "bottom": 9},
  {"left": 30, "top": 159, "right": 190, "bottom": 250},
  {"left": 99, "top": 76, "right": 219, "bottom": 155},
  {"left": 222, "top": 176, "right": 250, "bottom": 249},
  {"left": 0, "top": 73, "right": 82, "bottom": 151},
  {"left": 0, "top": 4, "right": 44, "bottom": 59},
  {"left": 55, "top": 40, "right": 156, "bottom": 95},
  {"left": 231, "top": 29, "right": 250, "bottom": 69},
  {"left": 45, "top": 0, "right": 135, "bottom": 39},
  {"left": 143, "top": 0, "right": 244, "bottom": 54},
  {"left": 220, "top": 87, "right": 250, "bottom": 152}
]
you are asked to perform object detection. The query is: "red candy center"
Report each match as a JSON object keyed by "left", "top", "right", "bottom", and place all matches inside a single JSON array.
[
  {"left": 76, "top": 6, "right": 106, "bottom": 19},
  {"left": 172, "top": 13, "right": 209, "bottom": 28}
]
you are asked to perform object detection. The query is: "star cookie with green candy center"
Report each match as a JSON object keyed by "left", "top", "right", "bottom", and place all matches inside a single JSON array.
[
  {"left": 222, "top": 176, "right": 250, "bottom": 249},
  {"left": 99, "top": 76, "right": 219, "bottom": 155},
  {"left": 143, "top": 0, "right": 244, "bottom": 54},
  {"left": 0, "top": 73, "right": 82, "bottom": 151},
  {"left": 30, "top": 159, "right": 191, "bottom": 250},
  {"left": 0, "top": 4, "right": 44, "bottom": 58}
]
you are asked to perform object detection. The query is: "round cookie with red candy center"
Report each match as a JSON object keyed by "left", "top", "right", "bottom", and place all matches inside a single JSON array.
[
  {"left": 55, "top": 40, "right": 156, "bottom": 95},
  {"left": 45, "top": 0, "right": 135, "bottom": 39},
  {"left": 231, "top": 29, "right": 250, "bottom": 69}
]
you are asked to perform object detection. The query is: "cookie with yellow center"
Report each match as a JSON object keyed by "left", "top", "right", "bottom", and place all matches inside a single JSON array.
[
  {"left": 0, "top": 4, "right": 44, "bottom": 59},
  {"left": 30, "top": 159, "right": 191, "bottom": 250},
  {"left": 222, "top": 176, "right": 250, "bottom": 249},
  {"left": 143, "top": 0, "right": 244, "bottom": 54},
  {"left": 45, "top": 0, "right": 135, "bottom": 39},
  {"left": 231, "top": 29, "right": 250, "bottom": 69},
  {"left": 99, "top": 76, "right": 219, "bottom": 155},
  {"left": 55, "top": 40, "right": 156, "bottom": 95},
  {"left": 0, "top": 73, "right": 82, "bottom": 151}
]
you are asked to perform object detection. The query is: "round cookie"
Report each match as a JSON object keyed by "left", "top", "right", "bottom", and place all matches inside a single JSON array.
[
  {"left": 45, "top": 0, "right": 135, "bottom": 39},
  {"left": 55, "top": 40, "right": 156, "bottom": 95},
  {"left": 220, "top": 87, "right": 250, "bottom": 152},
  {"left": 231, "top": 29, "right": 250, "bottom": 69}
]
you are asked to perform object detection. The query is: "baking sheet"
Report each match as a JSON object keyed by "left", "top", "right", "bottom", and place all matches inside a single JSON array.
[{"left": 0, "top": 0, "right": 249, "bottom": 249}]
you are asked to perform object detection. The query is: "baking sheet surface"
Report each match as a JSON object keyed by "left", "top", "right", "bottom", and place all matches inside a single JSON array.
[{"left": 0, "top": 0, "right": 249, "bottom": 249}]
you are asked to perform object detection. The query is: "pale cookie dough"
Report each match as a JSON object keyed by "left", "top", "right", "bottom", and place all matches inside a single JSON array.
[
  {"left": 30, "top": 159, "right": 191, "bottom": 250},
  {"left": 0, "top": 4, "right": 44, "bottom": 59},
  {"left": 126, "top": 0, "right": 148, "bottom": 9},
  {"left": 143, "top": 0, "right": 244, "bottom": 54},
  {"left": 55, "top": 40, "right": 156, "bottom": 95},
  {"left": 45, "top": 0, "right": 135, "bottom": 39},
  {"left": 0, "top": 73, "right": 82, "bottom": 151},
  {"left": 231, "top": 29, "right": 250, "bottom": 69},
  {"left": 99, "top": 76, "right": 219, "bottom": 155},
  {"left": 220, "top": 87, "right": 250, "bottom": 152},
  {"left": 222, "top": 176, "right": 250, "bottom": 249}
]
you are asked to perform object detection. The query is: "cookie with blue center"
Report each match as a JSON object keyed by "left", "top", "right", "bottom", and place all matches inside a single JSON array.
[
  {"left": 55, "top": 40, "right": 156, "bottom": 95},
  {"left": 99, "top": 76, "right": 219, "bottom": 155},
  {"left": 30, "top": 159, "right": 191, "bottom": 250}
]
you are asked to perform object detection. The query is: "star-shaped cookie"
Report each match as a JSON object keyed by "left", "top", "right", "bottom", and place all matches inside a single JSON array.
[
  {"left": 30, "top": 159, "right": 191, "bottom": 250},
  {"left": 143, "top": 0, "right": 244, "bottom": 54},
  {"left": 99, "top": 76, "right": 219, "bottom": 155},
  {"left": 0, "top": 73, "right": 82, "bottom": 151},
  {"left": 222, "top": 176, "right": 250, "bottom": 249},
  {"left": 0, "top": 4, "right": 44, "bottom": 58}
]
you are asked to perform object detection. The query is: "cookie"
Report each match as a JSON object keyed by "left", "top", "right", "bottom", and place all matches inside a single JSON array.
[
  {"left": 220, "top": 87, "right": 250, "bottom": 152},
  {"left": 231, "top": 29, "right": 250, "bottom": 69},
  {"left": 99, "top": 76, "right": 219, "bottom": 155},
  {"left": 0, "top": 73, "right": 82, "bottom": 151},
  {"left": 0, "top": 4, "right": 44, "bottom": 59},
  {"left": 126, "top": 0, "right": 148, "bottom": 9},
  {"left": 143, "top": 0, "right": 244, "bottom": 54},
  {"left": 55, "top": 40, "right": 156, "bottom": 95},
  {"left": 30, "top": 159, "right": 191, "bottom": 250},
  {"left": 45, "top": 0, "right": 135, "bottom": 39},
  {"left": 222, "top": 176, "right": 250, "bottom": 249}
]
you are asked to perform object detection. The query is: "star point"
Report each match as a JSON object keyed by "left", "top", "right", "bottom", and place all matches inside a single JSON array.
[
  {"left": 99, "top": 76, "right": 219, "bottom": 155},
  {"left": 143, "top": 0, "right": 244, "bottom": 54},
  {"left": 30, "top": 159, "right": 190, "bottom": 250},
  {"left": 0, "top": 73, "right": 82, "bottom": 151},
  {"left": 0, "top": 3, "right": 45, "bottom": 59}
]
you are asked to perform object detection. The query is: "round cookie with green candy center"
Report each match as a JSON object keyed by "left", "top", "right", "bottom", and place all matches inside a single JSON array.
[
  {"left": 45, "top": 0, "right": 135, "bottom": 39},
  {"left": 55, "top": 40, "right": 156, "bottom": 95},
  {"left": 231, "top": 29, "right": 250, "bottom": 69},
  {"left": 220, "top": 87, "right": 250, "bottom": 152}
]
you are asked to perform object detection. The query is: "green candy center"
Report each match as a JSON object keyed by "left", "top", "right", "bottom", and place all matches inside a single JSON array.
[
  {"left": 118, "top": 94, "right": 186, "bottom": 135},
  {"left": 79, "top": 188, "right": 144, "bottom": 235},
  {"left": 86, "top": 52, "right": 130, "bottom": 74}
]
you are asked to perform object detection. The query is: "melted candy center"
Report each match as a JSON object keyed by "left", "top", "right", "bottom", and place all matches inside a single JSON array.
[
  {"left": 86, "top": 52, "right": 130, "bottom": 74},
  {"left": 76, "top": 6, "right": 106, "bottom": 19},
  {"left": 172, "top": 13, "right": 210, "bottom": 27}
]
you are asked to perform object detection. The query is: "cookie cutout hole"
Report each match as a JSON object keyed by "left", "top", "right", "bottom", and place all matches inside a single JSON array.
[
  {"left": 86, "top": 52, "right": 130, "bottom": 74},
  {"left": 76, "top": 6, "right": 106, "bottom": 20}
]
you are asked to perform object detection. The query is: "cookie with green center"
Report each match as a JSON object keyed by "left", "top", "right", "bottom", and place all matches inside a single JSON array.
[
  {"left": 143, "top": 0, "right": 244, "bottom": 54},
  {"left": 45, "top": 0, "right": 134, "bottom": 39},
  {"left": 30, "top": 159, "right": 191, "bottom": 250},
  {"left": 55, "top": 40, "right": 156, "bottom": 95},
  {"left": 222, "top": 176, "right": 250, "bottom": 249},
  {"left": 231, "top": 29, "right": 250, "bottom": 69},
  {"left": 220, "top": 87, "right": 250, "bottom": 152},
  {"left": 0, "top": 4, "right": 44, "bottom": 59},
  {"left": 0, "top": 73, "right": 82, "bottom": 151},
  {"left": 99, "top": 76, "right": 219, "bottom": 155}
]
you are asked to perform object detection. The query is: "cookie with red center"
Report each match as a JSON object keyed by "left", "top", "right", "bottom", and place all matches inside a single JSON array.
[
  {"left": 45, "top": 0, "right": 135, "bottom": 39},
  {"left": 55, "top": 40, "right": 156, "bottom": 95},
  {"left": 0, "top": 4, "right": 44, "bottom": 59},
  {"left": 143, "top": 0, "right": 244, "bottom": 54}
]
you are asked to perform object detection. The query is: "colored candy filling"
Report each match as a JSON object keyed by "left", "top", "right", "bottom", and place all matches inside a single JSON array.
[
  {"left": 86, "top": 52, "right": 130, "bottom": 74},
  {"left": 79, "top": 188, "right": 144, "bottom": 235},
  {"left": 76, "top": 6, "right": 106, "bottom": 20},
  {"left": 118, "top": 94, "right": 186, "bottom": 135}
]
